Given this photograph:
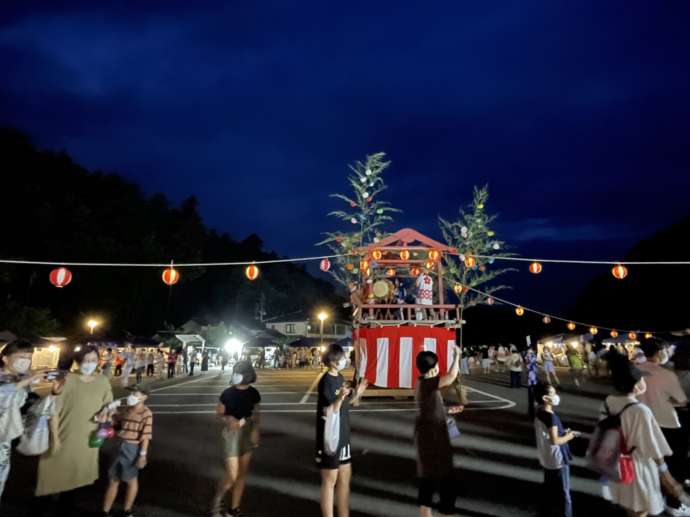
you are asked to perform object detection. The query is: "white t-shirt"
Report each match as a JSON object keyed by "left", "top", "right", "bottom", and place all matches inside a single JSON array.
[
  {"left": 637, "top": 362, "right": 687, "bottom": 428},
  {"left": 415, "top": 274, "right": 433, "bottom": 306}
]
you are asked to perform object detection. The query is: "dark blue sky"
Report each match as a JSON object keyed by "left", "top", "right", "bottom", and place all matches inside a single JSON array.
[{"left": 2, "top": 1, "right": 690, "bottom": 311}]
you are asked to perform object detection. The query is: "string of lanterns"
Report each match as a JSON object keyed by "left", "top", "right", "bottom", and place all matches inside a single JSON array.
[{"left": 455, "top": 283, "right": 686, "bottom": 338}]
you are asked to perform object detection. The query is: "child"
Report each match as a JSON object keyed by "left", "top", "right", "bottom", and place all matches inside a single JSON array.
[
  {"left": 103, "top": 385, "right": 153, "bottom": 517},
  {"left": 533, "top": 383, "right": 578, "bottom": 517}
]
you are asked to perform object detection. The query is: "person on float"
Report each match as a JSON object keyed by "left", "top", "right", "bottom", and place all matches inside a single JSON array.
[
  {"left": 414, "top": 345, "right": 462, "bottom": 517},
  {"left": 36, "top": 344, "right": 113, "bottom": 512},
  {"left": 0, "top": 339, "right": 54, "bottom": 502},
  {"left": 414, "top": 268, "right": 434, "bottom": 320},
  {"left": 316, "top": 344, "right": 368, "bottom": 517},
  {"left": 211, "top": 360, "right": 261, "bottom": 517}
]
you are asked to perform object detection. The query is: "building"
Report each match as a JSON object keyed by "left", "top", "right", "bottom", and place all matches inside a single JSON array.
[{"left": 264, "top": 310, "right": 350, "bottom": 342}]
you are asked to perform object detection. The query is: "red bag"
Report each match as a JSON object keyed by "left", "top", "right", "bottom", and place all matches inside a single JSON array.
[{"left": 618, "top": 434, "right": 636, "bottom": 485}]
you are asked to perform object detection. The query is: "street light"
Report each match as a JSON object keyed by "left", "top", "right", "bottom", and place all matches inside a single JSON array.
[
  {"left": 86, "top": 318, "right": 100, "bottom": 335},
  {"left": 317, "top": 311, "right": 328, "bottom": 348}
]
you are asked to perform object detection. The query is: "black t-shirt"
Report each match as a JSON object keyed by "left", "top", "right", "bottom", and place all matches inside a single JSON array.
[
  {"left": 316, "top": 372, "right": 350, "bottom": 452},
  {"left": 219, "top": 386, "right": 261, "bottom": 419}
]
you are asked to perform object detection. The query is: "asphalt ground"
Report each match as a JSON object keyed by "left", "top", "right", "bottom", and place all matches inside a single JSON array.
[{"left": 3, "top": 367, "right": 632, "bottom": 517}]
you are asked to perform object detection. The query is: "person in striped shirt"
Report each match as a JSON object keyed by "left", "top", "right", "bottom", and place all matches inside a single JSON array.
[{"left": 103, "top": 385, "right": 153, "bottom": 517}]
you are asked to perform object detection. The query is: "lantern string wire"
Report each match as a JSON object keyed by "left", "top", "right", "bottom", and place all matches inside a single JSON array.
[
  {"left": 460, "top": 284, "right": 687, "bottom": 335},
  {"left": 457, "top": 253, "right": 690, "bottom": 266}
]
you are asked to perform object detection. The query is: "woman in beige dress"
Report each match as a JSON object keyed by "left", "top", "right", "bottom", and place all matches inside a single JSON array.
[{"left": 36, "top": 345, "right": 113, "bottom": 506}]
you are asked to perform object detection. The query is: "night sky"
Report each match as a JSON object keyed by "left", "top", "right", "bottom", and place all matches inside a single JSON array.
[{"left": 2, "top": 2, "right": 690, "bottom": 312}]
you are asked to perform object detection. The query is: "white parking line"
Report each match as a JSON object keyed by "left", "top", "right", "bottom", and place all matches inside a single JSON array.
[{"left": 149, "top": 391, "right": 307, "bottom": 396}]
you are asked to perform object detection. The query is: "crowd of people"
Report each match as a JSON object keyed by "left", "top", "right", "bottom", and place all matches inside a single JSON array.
[{"left": 3, "top": 335, "right": 690, "bottom": 516}]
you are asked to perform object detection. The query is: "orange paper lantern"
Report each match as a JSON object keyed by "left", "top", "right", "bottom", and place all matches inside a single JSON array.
[
  {"left": 515, "top": 306, "right": 525, "bottom": 316},
  {"left": 453, "top": 283, "right": 464, "bottom": 295},
  {"left": 589, "top": 327, "right": 598, "bottom": 335},
  {"left": 486, "top": 296, "right": 495, "bottom": 306},
  {"left": 400, "top": 249, "right": 410, "bottom": 261},
  {"left": 360, "top": 260, "right": 369, "bottom": 271},
  {"left": 529, "top": 261, "right": 542, "bottom": 274},
  {"left": 464, "top": 256, "right": 476, "bottom": 268},
  {"left": 567, "top": 322, "right": 576, "bottom": 331},
  {"left": 543, "top": 316, "right": 551, "bottom": 324},
  {"left": 345, "top": 263, "right": 354, "bottom": 271},
  {"left": 410, "top": 267, "right": 421, "bottom": 277},
  {"left": 610, "top": 330, "right": 618, "bottom": 338},
  {"left": 245, "top": 264, "right": 260, "bottom": 281},
  {"left": 385, "top": 268, "right": 396, "bottom": 277},
  {"left": 645, "top": 332, "right": 653, "bottom": 339},
  {"left": 372, "top": 250, "right": 383, "bottom": 261},
  {"left": 428, "top": 250, "right": 440, "bottom": 261},
  {"left": 162, "top": 267, "right": 180, "bottom": 286},
  {"left": 612, "top": 264, "right": 628, "bottom": 280},
  {"left": 628, "top": 332, "right": 637, "bottom": 341}
]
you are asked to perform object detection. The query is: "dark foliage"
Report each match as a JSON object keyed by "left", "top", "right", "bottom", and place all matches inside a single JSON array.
[{"left": 0, "top": 128, "right": 343, "bottom": 335}]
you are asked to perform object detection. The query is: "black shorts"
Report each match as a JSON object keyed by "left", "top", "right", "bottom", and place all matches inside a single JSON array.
[
  {"left": 417, "top": 476, "right": 455, "bottom": 515},
  {"left": 315, "top": 443, "right": 352, "bottom": 470}
]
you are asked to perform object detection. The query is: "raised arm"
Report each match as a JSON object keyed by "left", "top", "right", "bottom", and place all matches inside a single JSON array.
[{"left": 439, "top": 346, "right": 461, "bottom": 388}]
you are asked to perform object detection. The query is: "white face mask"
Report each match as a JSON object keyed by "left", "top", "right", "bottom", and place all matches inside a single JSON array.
[
  {"left": 126, "top": 394, "right": 140, "bottom": 406},
  {"left": 549, "top": 394, "right": 561, "bottom": 406},
  {"left": 12, "top": 358, "right": 31, "bottom": 374},
  {"left": 80, "top": 362, "right": 98, "bottom": 376},
  {"left": 336, "top": 357, "right": 347, "bottom": 371},
  {"left": 231, "top": 373, "right": 244, "bottom": 385}
]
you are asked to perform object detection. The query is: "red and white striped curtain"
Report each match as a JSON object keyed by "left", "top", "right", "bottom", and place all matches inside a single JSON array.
[{"left": 354, "top": 327, "right": 457, "bottom": 388}]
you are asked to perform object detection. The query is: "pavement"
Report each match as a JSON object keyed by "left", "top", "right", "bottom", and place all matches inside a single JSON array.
[{"left": 2, "top": 367, "right": 631, "bottom": 516}]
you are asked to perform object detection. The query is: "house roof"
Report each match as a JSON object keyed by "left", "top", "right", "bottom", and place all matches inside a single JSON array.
[
  {"left": 265, "top": 310, "right": 350, "bottom": 325},
  {"left": 365, "top": 228, "right": 452, "bottom": 251}
]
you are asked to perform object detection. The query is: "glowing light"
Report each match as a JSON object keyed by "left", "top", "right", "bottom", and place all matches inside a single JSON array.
[
  {"left": 399, "top": 249, "right": 410, "bottom": 261},
  {"left": 612, "top": 264, "right": 628, "bottom": 280},
  {"left": 428, "top": 250, "right": 440, "bottom": 261},
  {"left": 317, "top": 312, "right": 328, "bottom": 322},
  {"left": 610, "top": 330, "right": 618, "bottom": 338},
  {"left": 224, "top": 338, "right": 243, "bottom": 355},
  {"left": 515, "top": 306, "right": 525, "bottom": 316},
  {"left": 162, "top": 267, "right": 180, "bottom": 286},
  {"left": 567, "top": 322, "right": 576, "bottom": 331},
  {"left": 464, "top": 256, "right": 476, "bottom": 268},
  {"left": 589, "top": 327, "right": 598, "bottom": 335},
  {"left": 372, "top": 250, "right": 383, "bottom": 261},
  {"left": 245, "top": 264, "right": 260, "bottom": 281},
  {"left": 529, "top": 262, "right": 542, "bottom": 274}
]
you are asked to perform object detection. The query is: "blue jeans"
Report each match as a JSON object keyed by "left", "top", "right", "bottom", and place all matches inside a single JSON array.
[{"left": 542, "top": 465, "right": 572, "bottom": 517}]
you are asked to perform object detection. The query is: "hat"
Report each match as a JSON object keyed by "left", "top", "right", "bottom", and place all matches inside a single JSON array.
[{"left": 126, "top": 384, "right": 151, "bottom": 396}]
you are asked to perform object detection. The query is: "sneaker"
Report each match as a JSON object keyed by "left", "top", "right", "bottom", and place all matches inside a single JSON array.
[
  {"left": 228, "top": 509, "right": 247, "bottom": 517},
  {"left": 667, "top": 504, "right": 690, "bottom": 516}
]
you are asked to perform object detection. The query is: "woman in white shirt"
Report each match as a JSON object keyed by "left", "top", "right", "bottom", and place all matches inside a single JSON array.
[{"left": 603, "top": 351, "right": 685, "bottom": 517}]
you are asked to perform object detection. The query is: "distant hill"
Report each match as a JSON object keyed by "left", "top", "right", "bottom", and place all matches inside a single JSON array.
[
  {"left": 0, "top": 128, "right": 343, "bottom": 335},
  {"left": 573, "top": 213, "right": 690, "bottom": 332}
]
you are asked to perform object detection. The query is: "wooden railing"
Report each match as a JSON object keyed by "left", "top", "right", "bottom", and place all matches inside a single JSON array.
[{"left": 358, "top": 304, "right": 460, "bottom": 324}]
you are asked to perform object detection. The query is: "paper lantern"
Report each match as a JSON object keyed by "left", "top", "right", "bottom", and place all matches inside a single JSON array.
[
  {"left": 360, "top": 260, "right": 369, "bottom": 271},
  {"left": 162, "top": 267, "right": 180, "bottom": 286},
  {"left": 386, "top": 268, "right": 396, "bottom": 277},
  {"left": 610, "top": 330, "right": 618, "bottom": 338},
  {"left": 464, "top": 256, "right": 476, "bottom": 268},
  {"left": 529, "top": 262, "right": 542, "bottom": 274},
  {"left": 612, "top": 264, "right": 628, "bottom": 280},
  {"left": 424, "top": 260, "right": 435, "bottom": 269},
  {"left": 245, "top": 264, "right": 260, "bottom": 281},
  {"left": 400, "top": 249, "right": 410, "bottom": 261},
  {"left": 345, "top": 263, "right": 354, "bottom": 271},
  {"left": 364, "top": 268, "right": 372, "bottom": 277},
  {"left": 319, "top": 258, "right": 331, "bottom": 272},
  {"left": 515, "top": 306, "right": 525, "bottom": 316},
  {"left": 567, "top": 322, "right": 576, "bottom": 331},
  {"left": 628, "top": 332, "right": 637, "bottom": 341},
  {"left": 487, "top": 230, "right": 495, "bottom": 237},
  {"left": 645, "top": 332, "right": 653, "bottom": 339},
  {"left": 486, "top": 296, "right": 495, "bottom": 306},
  {"left": 543, "top": 316, "right": 551, "bottom": 324},
  {"left": 410, "top": 267, "right": 421, "bottom": 277},
  {"left": 589, "top": 327, "right": 598, "bottom": 335},
  {"left": 49, "top": 267, "right": 73, "bottom": 288},
  {"left": 372, "top": 250, "right": 383, "bottom": 261},
  {"left": 453, "top": 283, "right": 464, "bottom": 295},
  {"left": 428, "top": 250, "right": 440, "bottom": 261}
]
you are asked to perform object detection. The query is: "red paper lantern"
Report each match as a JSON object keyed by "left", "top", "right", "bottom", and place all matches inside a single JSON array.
[
  {"left": 464, "top": 256, "right": 476, "bottom": 268},
  {"left": 410, "top": 267, "right": 421, "bottom": 277},
  {"left": 319, "top": 258, "right": 331, "bottom": 272},
  {"left": 628, "top": 332, "right": 637, "bottom": 341},
  {"left": 543, "top": 315, "right": 551, "bottom": 324},
  {"left": 428, "top": 250, "right": 440, "bottom": 261},
  {"left": 529, "top": 261, "right": 542, "bottom": 274},
  {"left": 610, "top": 329, "right": 618, "bottom": 338},
  {"left": 567, "top": 322, "right": 576, "bottom": 331},
  {"left": 162, "top": 267, "right": 180, "bottom": 286},
  {"left": 612, "top": 264, "right": 628, "bottom": 280},
  {"left": 245, "top": 264, "right": 260, "bottom": 281},
  {"left": 400, "top": 249, "right": 410, "bottom": 261},
  {"left": 372, "top": 250, "right": 383, "bottom": 261},
  {"left": 49, "top": 267, "right": 73, "bottom": 288},
  {"left": 486, "top": 296, "right": 495, "bottom": 306},
  {"left": 515, "top": 306, "right": 525, "bottom": 316}
]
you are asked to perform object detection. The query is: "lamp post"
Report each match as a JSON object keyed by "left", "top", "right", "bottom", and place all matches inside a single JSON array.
[
  {"left": 317, "top": 311, "right": 328, "bottom": 349},
  {"left": 86, "top": 318, "right": 100, "bottom": 336}
]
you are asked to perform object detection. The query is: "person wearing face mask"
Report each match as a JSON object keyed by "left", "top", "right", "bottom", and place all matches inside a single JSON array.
[
  {"left": 534, "top": 383, "right": 577, "bottom": 517},
  {"left": 316, "top": 344, "right": 368, "bottom": 517},
  {"left": 103, "top": 385, "right": 152, "bottom": 517},
  {"left": 603, "top": 350, "right": 687, "bottom": 517},
  {"left": 415, "top": 347, "right": 461, "bottom": 517},
  {"left": 210, "top": 360, "right": 261, "bottom": 517},
  {"left": 36, "top": 344, "right": 113, "bottom": 510},
  {"left": 0, "top": 339, "right": 52, "bottom": 502},
  {"left": 636, "top": 341, "right": 690, "bottom": 516}
]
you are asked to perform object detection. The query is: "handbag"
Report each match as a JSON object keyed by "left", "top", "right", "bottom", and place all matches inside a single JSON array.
[
  {"left": 17, "top": 395, "right": 56, "bottom": 456},
  {"left": 323, "top": 407, "right": 340, "bottom": 455},
  {"left": 447, "top": 417, "right": 461, "bottom": 439},
  {"left": 0, "top": 386, "right": 28, "bottom": 442}
]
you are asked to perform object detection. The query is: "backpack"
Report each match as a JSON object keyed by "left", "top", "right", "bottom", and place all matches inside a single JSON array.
[{"left": 586, "top": 401, "right": 637, "bottom": 484}]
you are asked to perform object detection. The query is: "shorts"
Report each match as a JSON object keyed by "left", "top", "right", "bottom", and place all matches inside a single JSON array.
[
  {"left": 315, "top": 443, "right": 352, "bottom": 470},
  {"left": 418, "top": 476, "right": 455, "bottom": 514},
  {"left": 108, "top": 441, "right": 141, "bottom": 482},
  {"left": 222, "top": 418, "right": 257, "bottom": 458},
  {"left": 481, "top": 359, "right": 491, "bottom": 369},
  {"left": 544, "top": 362, "right": 555, "bottom": 374}
]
